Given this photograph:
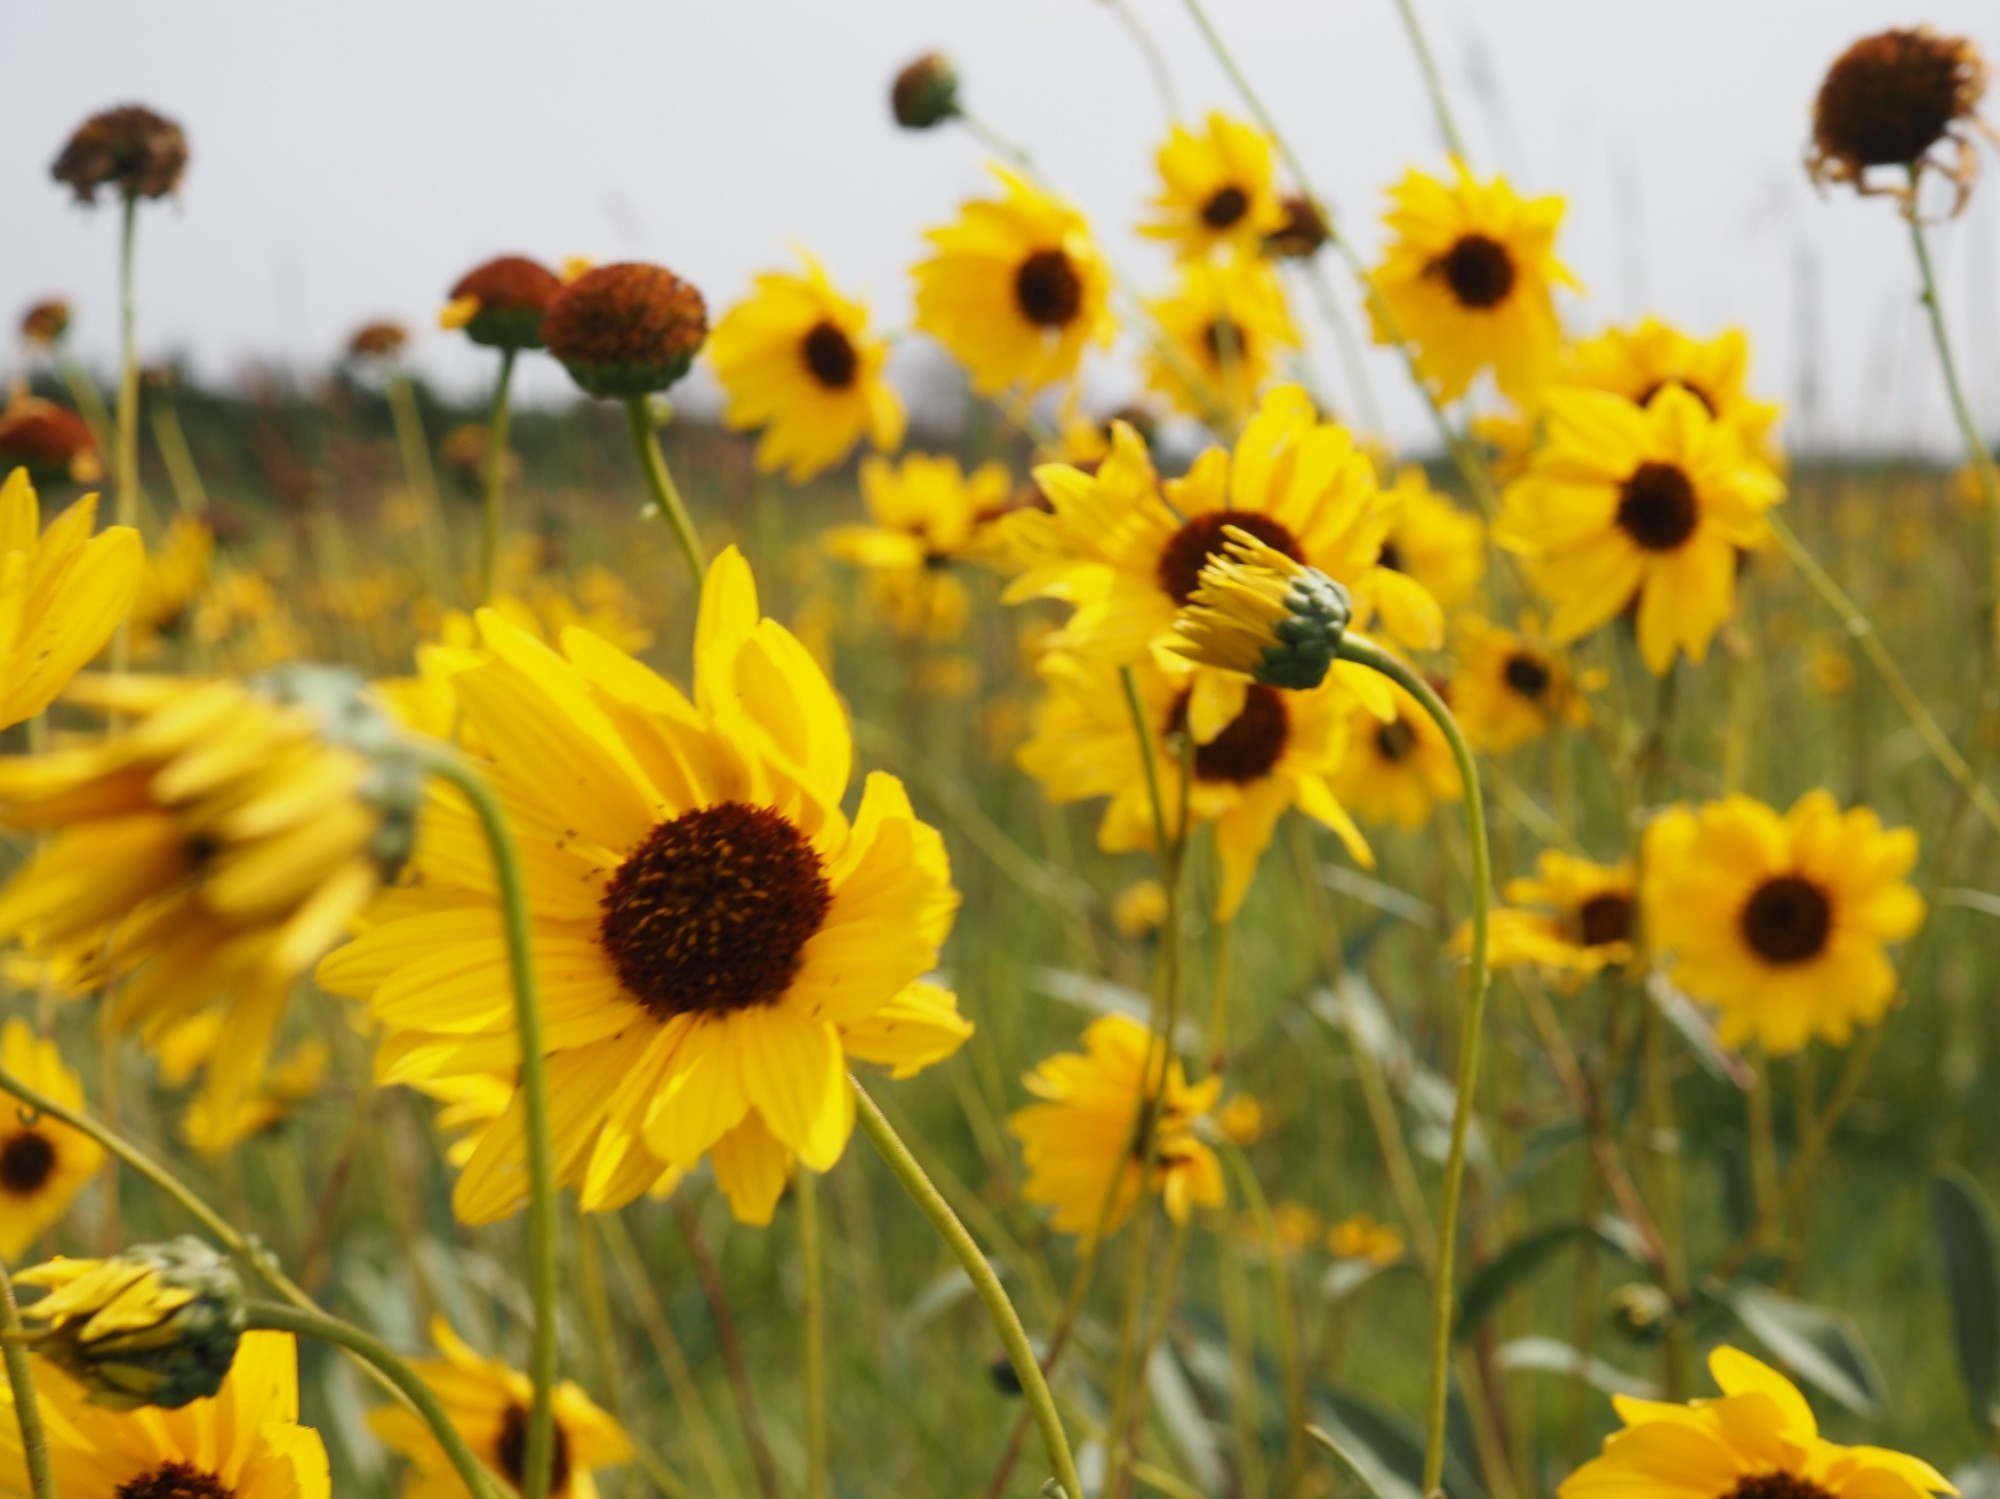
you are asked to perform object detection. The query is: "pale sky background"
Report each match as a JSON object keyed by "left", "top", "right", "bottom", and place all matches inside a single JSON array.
[{"left": 5, "top": 0, "right": 1999, "bottom": 456}]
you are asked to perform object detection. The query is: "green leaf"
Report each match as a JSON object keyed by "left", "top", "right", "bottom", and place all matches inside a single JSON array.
[
  {"left": 1453, "top": 1221, "right": 1640, "bottom": 1341},
  {"left": 1724, "top": 1282, "right": 1884, "bottom": 1416},
  {"left": 1497, "top": 1336, "right": 1658, "bottom": 1399},
  {"left": 1307, "top": 1425, "right": 1389, "bottom": 1499},
  {"left": 1933, "top": 1167, "right": 2000, "bottom": 1436}
]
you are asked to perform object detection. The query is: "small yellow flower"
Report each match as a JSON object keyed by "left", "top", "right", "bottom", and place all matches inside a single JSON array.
[
  {"left": 1112, "top": 878, "right": 1170, "bottom": 940},
  {"left": 825, "top": 452, "right": 1009, "bottom": 641},
  {"left": 1462, "top": 850, "right": 1636, "bottom": 980},
  {"left": 1450, "top": 614, "right": 1590, "bottom": 754},
  {"left": 1328, "top": 679, "right": 1461, "bottom": 830},
  {"left": 1253, "top": 1201, "right": 1324, "bottom": 1256},
  {"left": 1326, "top": 1212, "right": 1404, "bottom": 1266},
  {"left": 1143, "top": 254, "right": 1299, "bottom": 421},
  {"left": 0, "top": 1018, "right": 104, "bottom": 1262},
  {"left": 1216, "top": 1093, "right": 1264, "bottom": 1145},
  {"left": 1806, "top": 632, "right": 1857, "bottom": 697},
  {"left": 1141, "top": 111, "right": 1287, "bottom": 262}
]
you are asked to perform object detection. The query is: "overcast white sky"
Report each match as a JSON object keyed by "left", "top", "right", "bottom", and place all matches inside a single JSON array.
[{"left": 5, "top": 0, "right": 1998, "bottom": 455}]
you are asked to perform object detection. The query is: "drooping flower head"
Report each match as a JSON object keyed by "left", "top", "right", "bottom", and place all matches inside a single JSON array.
[
  {"left": 1644, "top": 791, "right": 1922, "bottom": 1054},
  {"left": 0, "top": 393, "right": 104, "bottom": 489},
  {"left": 709, "top": 252, "right": 905, "bottom": 482},
  {"left": 1809, "top": 28, "right": 1993, "bottom": 214},
  {"left": 0, "top": 468, "right": 140, "bottom": 730},
  {"left": 0, "top": 1018, "right": 105, "bottom": 1262},
  {"left": 1143, "top": 254, "right": 1300, "bottom": 421},
  {"left": 825, "top": 451, "right": 1010, "bottom": 639},
  {"left": 1167, "top": 526, "right": 1352, "bottom": 692},
  {"left": 51, "top": 104, "right": 189, "bottom": 204},
  {"left": 1142, "top": 112, "right": 1287, "bottom": 262},
  {"left": 891, "top": 52, "right": 961, "bottom": 130},
  {"left": 912, "top": 163, "right": 1114, "bottom": 395},
  {"left": 440, "top": 256, "right": 564, "bottom": 351},
  {"left": 1369, "top": 159, "right": 1577, "bottom": 404},
  {"left": 546, "top": 262, "right": 709, "bottom": 398}
]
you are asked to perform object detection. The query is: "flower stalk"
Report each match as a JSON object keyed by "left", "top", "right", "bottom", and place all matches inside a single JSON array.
[
  {"left": 0, "top": 1260, "right": 55, "bottom": 1499},
  {"left": 624, "top": 395, "right": 708, "bottom": 585},
  {"left": 479, "top": 347, "right": 518, "bottom": 603}
]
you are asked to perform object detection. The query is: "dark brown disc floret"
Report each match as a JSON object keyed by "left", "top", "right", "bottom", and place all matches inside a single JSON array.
[
  {"left": 0, "top": 1131, "right": 56, "bottom": 1195},
  {"left": 1374, "top": 718, "right": 1418, "bottom": 762},
  {"left": 801, "top": 321, "right": 859, "bottom": 390},
  {"left": 1157, "top": 509, "right": 1303, "bottom": 606},
  {"left": 546, "top": 262, "right": 708, "bottom": 398},
  {"left": 114, "top": 1461, "right": 232, "bottom": 1499},
  {"left": 1576, "top": 893, "right": 1634, "bottom": 948},
  {"left": 20, "top": 299, "right": 71, "bottom": 348},
  {"left": 1726, "top": 1473, "right": 1838, "bottom": 1499},
  {"left": 498, "top": 1401, "right": 574, "bottom": 1497},
  {"left": 1266, "top": 195, "right": 1330, "bottom": 260},
  {"left": 1740, "top": 875, "right": 1833, "bottom": 964},
  {"left": 1615, "top": 462, "right": 1699, "bottom": 552},
  {"left": 1014, "top": 249, "right": 1083, "bottom": 328},
  {"left": 1167, "top": 686, "right": 1291, "bottom": 785},
  {"left": 1429, "top": 233, "right": 1516, "bottom": 310},
  {"left": 1201, "top": 185, "right": 1250, "bottom": 230},
  {"left": 1811, "top": 29, "right": 1988, "bottom": 188},
  {"left": 0, "top": 399, "right": 102, "bottom": 486},
  {"left": 347, "top": 320, "right": 410, "bottom": 360}
]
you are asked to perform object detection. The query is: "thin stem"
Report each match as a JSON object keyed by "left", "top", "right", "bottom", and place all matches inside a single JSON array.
[
  {"left": 1107, "top": 0, "right": 1183, "bottom": 120},
  {"left": 55, "top": 356, "right": 114, "bottom": 459},
  {"left": 149, "top": 397, "right": 209, "bottom": 515},
  {"left": 1222, "top": 1141, "right": 1309, "bottom": 1492},
  {"left": 623, "top": 396, "right": 707, "bottom": 585},
  {"left": 1389, "top": 0, "right": 1471, "bottom": 161},
  {"left": 110, "top": 194, "right": 142, "bottom": 680},
  {"left": 1908, "top": 198, "right": 2000, "bottom": 555},
  {"left": 852, "top": 1079, "right": 1084, "bottom": 1499},
  {"left": 797, "top": 1165, "right": 829, "bottom": 1499},
  {"left": 1332, "top": 635, "right": 1491, "bottom": 1497},
  {"left": 479, "top": 348, "right": 518, "bottom": 603},
  {"left": 244, "top": 1301, "right": 508, "bottom": 1499},
  {"left": 673, "top": 1198, "right": 783, "bottom": 1499},
  {"left": 419, "top": 749, "right": 558, "bottom": 1499},
  {"left": 0, "top": 1261, "right": 54, "bottom": 1499}
]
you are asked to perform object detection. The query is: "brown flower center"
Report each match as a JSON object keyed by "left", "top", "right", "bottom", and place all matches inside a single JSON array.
[
  {"left": 1576, "top": 893, "right": 1634, "bottom": 948},
  {"left": 802, "top": 321, "right": 859, "bottom": 390},
  {"left": 1741, "top": 875, "right": 1833, "bottom": 965},
  {"left": 1502, "top": 653, "right": 1552, "bottom": 700},
  {"left": 115, "top": 1462, "right": 232, "bottom": 1499},
  {"left": 1814, "top": 29, "right": 1980, "bottom": 169},
  {"left": 599, "top": 802, "right": 833, "bottom": 1020},
  {"left": 1724, "top": 1473, "right": 1838, "bottom": 1499},
  {"left": 1201, "top": 185, "right": 1250, "bottom": 230},
  {"left": 1375, "top": 718, "right": 1418, "bottom": 762},
  {"left": 1616, "top": 462, "right": 1699, "bottom": 551},
  {"left": 1377, "top": 541, "right": 1404, "bottom": 573},
  {"left": 1015, "top": 249, "right": 1083, "bottom": 328},
  {"left": 1167, "top": 687, "right": 1291, "bottom": 785},
  {"left": 1203, "top": 317, "right": 1251, "bottom": 369},
  {"left": 1158, "top": 510, "right": 1303, "bottom": 606},
  {"left": 0, "top": 1132, "right": 56, "bottom": 1195},
  {"left": 1430, "top": 233, "right": 1517, "bottom": 310},
  {"left": 498, "top": 1402, "right": 574, "bottom": 1497}
]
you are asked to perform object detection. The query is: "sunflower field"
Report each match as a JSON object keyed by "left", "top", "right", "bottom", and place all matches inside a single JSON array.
[{"left": 4, "top": 13, "right": 2000, "bottom": 1499}]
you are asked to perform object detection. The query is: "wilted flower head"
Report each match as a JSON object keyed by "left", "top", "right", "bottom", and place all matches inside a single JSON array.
[
  {"left": 19, "top": 299, "right": 71, "bottom": 349},
  {"left": 346, "top": 319, "right": 410, "bottom": 361},
  {"left": 440, "top": 255, "right": 563, "bottom": 350},
  {"left": 1266, "top": 194, "right": 1332, "bottom": 260},
  {"left": 0, "top": 390, "right": 102, "bottom": 487},
  {"left": 892, "top": 51, "right": 961, "bottom": 129},
  {"left": 51, "top": 104, "right": 189, "bottom": 204},
  {"left": 14, "top": 1238, "right": 246, "bottom": 1410},
  {"left": 545, "top": 261, "right": 709, "bottom": 398},
  {"left": 1169, "top": 525, "right": 1353, "bottom": 690},
  {"left": 1809, "top": 27, "right": 1993, "bottom": 213}
]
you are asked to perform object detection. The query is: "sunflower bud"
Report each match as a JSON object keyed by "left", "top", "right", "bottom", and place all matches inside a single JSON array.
[
  {"left": 51, "top": 104, "right": 189, "bottom": 205},
  {"left": 545, "top": 262, "right": 708, "bottom": 399},
  {"left": 1168, "top": 525, "right": 1351, "bottom": 690},
  {"left": 20, "top": 299, "right": 71, "bottom": 350},
  {"left": 1606, "top": 1282, "right": 1675, "bottom": 1345},
  {"left": 15, "top": 1238, "right": 247, "bottom": 1410},
  {"left": 347, "top": 320, "right": 410, "bottom": 361},
  {"left": 892, "top": 53, "right": 961, "bottom": 130}
]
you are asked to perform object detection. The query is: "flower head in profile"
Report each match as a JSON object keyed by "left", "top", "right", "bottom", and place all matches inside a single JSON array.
[
  {"left": 0, "top": 1018, "right": 105, "bottom": 1262},
  {"left": 51, "top": 104, "right": 189, "bottom": 204},
  {"left": 825, "top": 451, "right": 1010, "bottom": 640},
  {"left": 441, "top": 256, "right": 563, "bottom": 351},
  {"left": 1141, "top": 112, "right": 1287, "bottom": 262},
  {"left": 1560, "top": 1345, "right": 1952, "bottom": 1499},
  {"left": 347, "top": 319, "right": 412, "bottom": 362},
  {"left": 1167, "top": 525, "right": 1352, "bottom": 692},
  {"left": 709, "top": 252, "right": 905, "bottom": 482},
  {"left": 0, "top": 393, "right": 104, "bottom": 489},
  {"left": 1328, "top": 678, "right": 1460, "bottom": 830},
  {"left": 546, "top": 262, "right": 709, "bottom": 398},
  {"left": 371, "top": 1317, "right": 629, "bottom": 1499},
  {"left": 1144, "top": 254, "right": 1300, "bottom": 421},
  {"left": 1644, "top": 791, "right": 1922, "bottom": 1054},
  {"left": 1497, "top": 387, "right": 1784, "bottom": 674},
  {"left": 1809, "top": 28, "right": 1993, "bottom": 215},
  {"left": 21, "top": 299, "right": 72, "bottom": 350},
  {"left": 1462, "top": 850, "right": 1635, "bottom": 981},
  {"left": 890, "top": 52, "right": 960, "bottom": 130},
  {"left": 913, "top": 163, "right": 1114, "bottom": 395},
  {"left": 319, "top": 549, "right": 969, "bottom": 1227},
  {"left": 1370, "top": 159, "right": 1577, "bottom": 403},
  {"left": 1010, "top": 1014, "right": 1224, "bottom": 1242},
  {"left": 1450, "top": 614, "right": 1590, "bottom": 754},
  {"left": 1568, "top": 318, "right": 1783, "bottom": 470},
  {"left": 0, "top": 468, "right": 140, "bottom": 730}
]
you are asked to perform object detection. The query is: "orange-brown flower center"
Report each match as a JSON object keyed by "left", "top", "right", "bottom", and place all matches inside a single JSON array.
[
  {"left": 1576, "top": 893, "right": 1634, "bottom": 948},
  {"left": 115, "top": 1461, "right": 232, "bottom": 1499},
  {"left": 599, "top": 802, "right": 832, "bottom": 1020},
  {"left": 802, "top": 321, "right": 859, "bottom": 390},
  {"left": 1741, "top": 875, "right": 1833, "bottom": 965},
  {"left": 0, "top": 1132, "right": 55, "bottom": 1195},
  {"left": 498, "top": 1402, "right": 574, "bottom": 1497},
  {"left": 1158, "top": 510, "right": 1303, "bottom": 606},
  {"left": 1015, "top": 249, "right": 1083, "bottom": 328},
  {"left": 1167, "top": 687, "right": 1291, "bottom": 785},
  {"left": 1431, "top": 233, "right": 1516, "bottom": 310},
  {"left": 1616, "top": 462, "right": 1699, "bottom": 552},
  {"left": 1201, "top": 185, "right": 1250, "bottom": 230}
]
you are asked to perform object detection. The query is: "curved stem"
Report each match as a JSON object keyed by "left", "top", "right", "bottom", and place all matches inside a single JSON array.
[
  {"left": 0, "top": 1261, "right": 55, "bottom": 1499},
  {"left": 852, "top": 1079, "right": 1084, "bottom": 1499},
  {"left": 797, "top": 1164, "right": 828, "bottom": 1499},
  {"left": 1107, "top": 0, "right": 1182, "bottom": 120},
  {"left": 419, "top": 749, "right": 558, "bottom": 1499},
  {"left": 1333, "top": 635, "right": 1490, "bottom": 1496},
  {"left": 1390, "top": 0, "right": 1471, "bottom": 162},
  {"left": 479, "top": 347, "right": 518, "bottom": 603},
  {"left": 244, "top": 1301, "right": 508, "bottom": 1499},
  {"left": 623, "top": 396, "right": 707, "bottom": 585}
]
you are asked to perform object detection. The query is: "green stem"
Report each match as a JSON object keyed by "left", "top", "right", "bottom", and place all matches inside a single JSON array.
[
  {"left": 149, "top": 396, "right": 208, "bottom": 515},
  {"left": 244, "top": 1301, "right": 507, "bottom": 1499},
  {"left": 1908, "top": 194, "right": 2000, "bottom": 548},
  {"left": 0, "top": 1260, "right": 55, "bottom": 1499},
  {"left": 1333, "top": 635, "right": 1490, "bottom": 1496},
  {"left": 55, "top": 356, "right": 114, "bottom": 461},
  {"left": 1221, "top": 1141, "right": 1309, "bottom": 1492},
  {"left": 797, "top": 1165, "right": 828, "bottom": 1499},
  {"left": 623, "top": 396, "right": 707, "bottom": 585},
  {"left": 419, "top": 749, "right": 559, "bottom": 1499},
  {"left": 115, "top": 193, "right": 141, "bottom": 532},
  {"left": 480, "top": 348, "right": 518, "bottom": 603},
  {"left": 1106, "top": 0, "right": 1182, "bottom": 120},
  {"left": 388, "top": 369, "right": 442, "bottom": 508},
  {"left": 852, "top": 1079, "right": 1084, "bottom": 1499},
  {"left": 1389, "top": 0, "right": 1471, "bottom": 161}
]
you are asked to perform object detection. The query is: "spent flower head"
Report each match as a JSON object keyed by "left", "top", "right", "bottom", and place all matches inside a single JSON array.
[
  {"left": 441, "top": 255, "right": 563, "bottom": 350},
  {"left": 51, "top": 104, "right": 189, "bottom": 204},
  {"left": 20, "top": 299, "right": 71, "bottom": 350},
  {"left": 1809, "top": 27, "right": 1994, "bottom": 215},
  {"left": 1169, "top": 525, "right": 1353, "bottom": 690},
  {"left": 545, "top": 261, "right": 709, "bottom": 398}
]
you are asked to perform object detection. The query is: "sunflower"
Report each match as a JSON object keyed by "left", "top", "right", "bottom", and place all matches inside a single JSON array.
[
  {"left": 0, "top": 668, "right": 422, "bottom": 1117},
  {"left": 1465, "top": 849, "right": 1635, "bottom": 979},
  {"left": 0, "top": 1330, "right": 329, "bottom": 1499},
  {"left": 1559, "top": 1344, "right": 1952, "bottom": 1499},
  {"left": 708, "top": 252, "right": 905, "bottom": 482},
  {"left": 0, "top": 467, "right": 141, "bottom": 731},
  {"left": 370, "top": 1317, "right": 629, "bottom": 1499},
  {"left": 1004, "top": 384, "right": 1435, "bottom": 680},
  {"left": 824, "top": 452, "right": 1011, "bottom": 640},
  {"left": 1451, "top": 614, "right": 1590, "bottom": 754},
  {"left": 1643, "top": 791, "right": 1922, "bottom": 1054},
  {"left": 1143, "top": 253, "right": 1300, "bottom": 422},
  {"left": 0, "top": 1018, "right": 104, "bottom": 1262},
  {"left": 1375, "top": 466, "right": 1486, "bottom": 620},
  {"left": 160, "top": 1016, "right": 329, "bottom": 1158},
  {"left": 1496, "top": 386, "right": 1784, "bottom": 674},
  {"left": 317, "top": 548, "right": 970, "bottom": 1227},
  {"left": 1328, "top": 678, "right": 1461, "bottom": 830},
  {"left": 1009, "top": 1013, "right": 1224, "bottom": 1242},
  {"left": 131, "top": 514, "right": 215, "bottom": 659},
  {"left": 1369, "top": 158, "right": 1577, "bottom": 404},
  {"left": 912, "top": 163, "right": 1114, "bottom": 395},
  {"left": 1141, "top": 111, "right": 1287, "bottom": 262},
  {"left": 1017, "top": 650, "right": 1370, "bottom": 919},
  {"left": 1568, "top": 318, "right": 1783, "bottom": 469}
]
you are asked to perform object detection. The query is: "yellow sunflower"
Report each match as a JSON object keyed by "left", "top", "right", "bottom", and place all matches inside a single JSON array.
[
  {"left": 1569, "top": 317, "right": 1783, "bottom": 468},
  {"left": 1142, "top": 253, "right": 1300, "bottom": 422},
  {"left": 708, "top": 251, "right": 906, "bottom": 483},
  {"left": 1643, "top": 791, "right": 1923, "bottom": 1054},
  {"left": 1369, "top": 159, "right": 1577, "bottom": 404},
  {"left": 1451, "top": 614, "right": 1591, "bottom": 754},
  {"left": 912, "top": 163, "right": 1114, "bottom": 395},
  {"left": 1328, "top": 678, "right": 1461, "bottom": 830},
  {"left": 0, "top": 1330, "right": 329, "bottom": 1499},
  {"left": 1375, "top": 466, "right": 1486, "bottom": 620},
  {"left": 1009, "top": 1013, "right": 1224, "bottom": 1242},
  {"left": 318, "top": 548, "right": 970, "bottom": 1227},
  {"left": 1560, "top": 1345, "right": 1952, "bottom": 1499},
  {"left": 1464, "top": 849, "right": 1635, "bottom": 979},
  {"left": 824, "top": 451, "right": 1011, "bottom": 640},
  {"left": 0, "top": 466, "right": 142, "bottom": 731},
  {"left": 371, "top": 1317, "right": 629, "bottom": 1499},
  {"left": 1141, "top": 111, "right": 1287, "bottom": 262},
  {"left": 0, "top": 1017, "right": 104, "bottom": 1261},
  {"left": 1016, "top": 650, "right": 1370, "bottom": 919},
  {"left": 1004, "top": 384, "right": 1435, "bottom": 680},
  {"left": 1497, "top": 386, "right": 1784, "bottom": 674}
]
